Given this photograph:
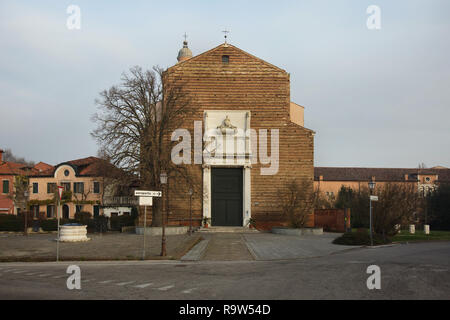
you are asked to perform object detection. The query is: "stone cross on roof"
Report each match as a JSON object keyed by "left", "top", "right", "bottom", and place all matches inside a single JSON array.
[{"left": 222, "top": 29, "right": 229, "bottom": 44}]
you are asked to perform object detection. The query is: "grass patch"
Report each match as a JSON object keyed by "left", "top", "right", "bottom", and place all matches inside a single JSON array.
[
  {"left": 392, "top": 230, "right": 450, "bottom": 242},
  {"left": 333, "top": 231, "right": 391, "bottom": 246}
]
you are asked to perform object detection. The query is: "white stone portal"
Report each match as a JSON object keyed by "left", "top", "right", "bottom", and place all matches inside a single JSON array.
[{"left": 202, "top": 110, "right": 252, "bottom": 227}]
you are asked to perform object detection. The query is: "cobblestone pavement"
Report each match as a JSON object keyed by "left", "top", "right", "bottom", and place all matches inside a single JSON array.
[
  {"left": 200, "top": 233, "right": 254, "bottom": 261},
  {"left": 181, "top": 231, "right": 356, "bottom": 261},
  {"left": 0, "top": 233, "right": 201, "bottom": 261}
]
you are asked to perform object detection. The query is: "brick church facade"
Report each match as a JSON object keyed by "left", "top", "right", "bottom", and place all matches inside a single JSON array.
[{"left": 142, "top": 40, "right": 315, "bottom": 229}]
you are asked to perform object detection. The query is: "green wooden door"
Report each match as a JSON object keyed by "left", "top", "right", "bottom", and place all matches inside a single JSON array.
[{"left": 211, "top": 168, "right": 243, "bottom": 226}]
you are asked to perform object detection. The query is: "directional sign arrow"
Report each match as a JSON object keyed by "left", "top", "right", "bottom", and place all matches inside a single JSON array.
[{"left": 135, "top": 190, "right": 162, "bottom": 197}]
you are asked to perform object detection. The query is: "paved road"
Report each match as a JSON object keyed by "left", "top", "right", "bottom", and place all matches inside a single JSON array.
[{"left": 1, "top": 241, "right": 449, "bottom": 299}]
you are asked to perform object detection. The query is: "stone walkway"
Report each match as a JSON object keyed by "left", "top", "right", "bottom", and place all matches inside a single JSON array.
[
  {"left": 181, "top": 231, "right": 357, "bottom": 261},
  {"left": 200, "top": 233, "right": 254, "bottom": 261}
]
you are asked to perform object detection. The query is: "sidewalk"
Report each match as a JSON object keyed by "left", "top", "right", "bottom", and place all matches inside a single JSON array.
[{"left": 244, "top": 232, "right": 358, "bottom": 260}]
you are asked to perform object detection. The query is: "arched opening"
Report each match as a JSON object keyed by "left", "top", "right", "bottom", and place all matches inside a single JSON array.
[{"left": 62, "top": 204, "right": 69, "bottom": 219}]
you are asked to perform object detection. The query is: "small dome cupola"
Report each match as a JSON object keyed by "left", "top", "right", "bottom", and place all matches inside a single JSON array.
[{"left": 177, "top": 40, "right": 192, "bottom": 62}]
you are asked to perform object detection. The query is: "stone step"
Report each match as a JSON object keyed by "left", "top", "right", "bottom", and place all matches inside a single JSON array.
[{"left": 197, "top": 226, "right": 259, "bottom": 233}]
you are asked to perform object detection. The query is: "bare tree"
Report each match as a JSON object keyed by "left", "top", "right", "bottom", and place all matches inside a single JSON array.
[
  {"left": 11, "top": 174, "right": 30, "bottom": 211},
  {"left": 91, "top": 66, "right": 194, "bottom": 226},
  {"left": 94, "top": 152, "right": 139, "bottom": 208},
  {"left": 2, "top": 148, "right": 34, "bottom": 166},
  {"left": 373, "top": 183, "right": 422, "bottom": 240},
  {"left": 418, "top": 162, "right": 427, "bottom": 169},
  {"left": 277, "top": 178, "right": 319, "bottom": 228}
]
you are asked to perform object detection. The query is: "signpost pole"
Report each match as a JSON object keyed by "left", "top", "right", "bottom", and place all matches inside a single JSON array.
[
  {"left": 135, "top": 190, "right": 159, "bottom": 259},
  {"left": 369, "top": 198, "right": 373, "bottom": 247},
  {"left": 142, "top": 205, "right": 147, "bottom": 260},
  {"left": 57, "top": 197, "right": 60, "bottom": 262},
  {"left": 56, "top": 186, "right": 63, "bottom": 262}
]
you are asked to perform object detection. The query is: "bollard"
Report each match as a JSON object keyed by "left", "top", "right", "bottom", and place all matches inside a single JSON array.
[
  {"left": 409, "top": 224, "right": 415, "bottom": 234},
  {"left": 424, "top": 224, "right": 430, "bottom": 235}
]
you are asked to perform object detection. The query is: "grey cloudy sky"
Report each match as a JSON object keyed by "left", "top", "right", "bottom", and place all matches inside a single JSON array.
[{"left": 1, "top": 0, "right": 449, "bottom": 168}]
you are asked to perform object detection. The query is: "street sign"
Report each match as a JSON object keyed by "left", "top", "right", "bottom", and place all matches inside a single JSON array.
[
  {"left": 370, "top": 195, "right": 379, "bottom": 201},
  {"left": 57, "top": 186, "right": 64, "bottom": 200},
  {"left": 135, "top": 190, "right": 162, "bottom": 197},
  {"left": 139, "top": 196, "right": 153, "bottom": 206}
]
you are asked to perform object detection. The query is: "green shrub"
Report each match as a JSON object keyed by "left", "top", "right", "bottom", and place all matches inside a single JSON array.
[
  {"left": 40, "top": 219, "right": 58, "bottom": 231},
  {"left": 74, "top": 211, "right": 91, "bottom": 225},
  {"left": 60, "top": 218, "right": 77, "bottom": 225},
  {"left": 428, "top": 183, "right": 450, "bottom": 231},
  {"left": 93, "top": 215, "right": 109, "bottom": 233},
  {"left": 39, "top": 218, "right": 79, "bottom": 231},
  {"left": 110, "top": 215, "right": 135, "bottom": 231},
  {"left": 0, "top": 214, "right": 23, "bottom": 231},
  {"left": 333, "top": 231, "right": 391, "bottom": 246}
]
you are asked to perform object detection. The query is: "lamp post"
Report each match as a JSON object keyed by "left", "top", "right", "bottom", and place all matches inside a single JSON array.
[
  {"left": 368, "top": 181, "right": 376, "bottom": 246},
  {"left": 160, "top": 172, "right": 167, "bottom": 257},
  {"left": 188, "top": 188, "right": 193, "bottom": 236}
]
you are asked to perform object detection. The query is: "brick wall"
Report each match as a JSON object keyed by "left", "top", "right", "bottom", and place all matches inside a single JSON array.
[
  {"left": 140, "top": 43, "right": 314, "bottom": 226},
  {"left": 314, "top": 208, "right": 351, "bottom": 232}
]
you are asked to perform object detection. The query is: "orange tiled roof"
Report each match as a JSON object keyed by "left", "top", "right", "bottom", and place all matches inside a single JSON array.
[
  {"left": 33, "top": 162, "right": 53, "bottom": 172},
  {"left": 32, "top": 156, "right": 117, "bottom": 177},
  {"left": 0, "top": 160, "right": 37, "bottom": 176},
  {"left": 314, "top": 167, "right": 450, "bottom": 183}
]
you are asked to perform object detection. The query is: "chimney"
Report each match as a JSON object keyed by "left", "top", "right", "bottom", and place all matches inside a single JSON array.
[
  {"left": 319, "top": 175, "right": 324, "bottom": 181},
  {"left": 0, "top": 149, "right": 3, "bottom": 163},
  {"left": 405, "top": 174, "right": 408, "bottom": 181}
]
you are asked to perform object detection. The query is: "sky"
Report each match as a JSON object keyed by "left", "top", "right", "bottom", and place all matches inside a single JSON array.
[{"left": 0, "top": 0, "right": 449, "bottom": 168}]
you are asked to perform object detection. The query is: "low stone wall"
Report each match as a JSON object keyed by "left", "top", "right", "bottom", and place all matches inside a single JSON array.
[
  {"left": 272, "top": 227, "right": 323, "bottom": 236},
  {"left": 135, "top": 226, "right": 189, "bottom": 236}
]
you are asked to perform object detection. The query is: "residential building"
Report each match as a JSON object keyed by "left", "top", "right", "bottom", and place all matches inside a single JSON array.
[
  {"left": 314, "top": 166, "right": 450, "bottom": 199},
  {"left": 0, "top": 149, "right": 51, "bottom": 214},
  {"left": 29, "top": 156, "right": 136, "bottom": 219}
]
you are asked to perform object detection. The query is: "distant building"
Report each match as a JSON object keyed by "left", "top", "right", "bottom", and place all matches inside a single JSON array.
[
  {"left": 0, "top": 149, "right": 51, "bottom": 214},
  {"left": 314, "top": 166, "right": 450, "bottom": 199},
  {"left": 29, "top": 156, "right": 136, "bottom": 219}
]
